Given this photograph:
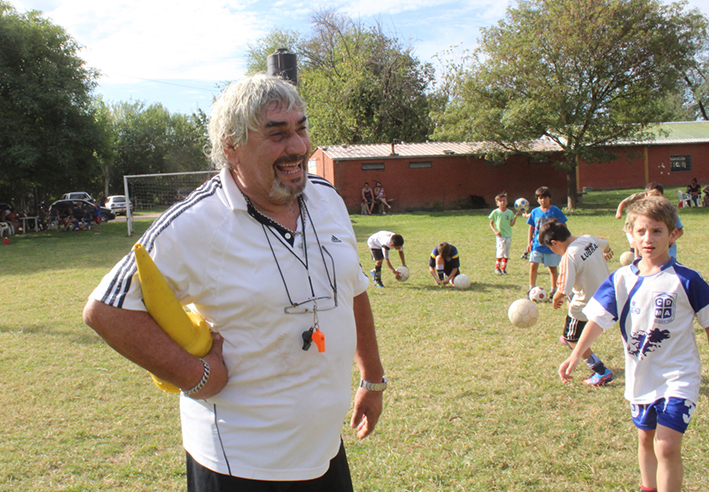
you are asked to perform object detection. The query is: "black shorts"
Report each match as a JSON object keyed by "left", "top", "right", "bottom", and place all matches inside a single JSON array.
[
  {"left": 370, "top": 248, "right": 386, "bottom": 262},
  {"left": 563, "top": 315, "right": 587, "bottom": 343},
  {"left": 186, "top": 441, "right": 353, "bottom": 492}
]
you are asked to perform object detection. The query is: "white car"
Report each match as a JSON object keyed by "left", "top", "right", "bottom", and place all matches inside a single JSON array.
[
  {"left": 61, "top": 191, "right": 93, "bottom": 201},
  {"left": 105, "top": 195, "right": 133, "bottom": 215}
]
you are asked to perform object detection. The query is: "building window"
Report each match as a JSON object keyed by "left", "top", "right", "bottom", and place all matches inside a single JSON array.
[
  {"left": 308, "top": 159, "right": 317, "bottom": 174},
  {"left": 670, "top": 155, "right": 691, "bottom": 172},
  {"left": 409, "top": 161, "right": 432, "bottom": 169},
  {"left": 362, "top": 162, "right": 385, "bottom": 171}
]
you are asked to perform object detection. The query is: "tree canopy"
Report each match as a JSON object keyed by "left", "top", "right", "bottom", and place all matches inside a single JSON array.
[
  {"left": 103, "top": 101, "right": 210, "bottom": 194},
  {"left": 432, "top": 0, "right": 708, "bottom": 206},
  {"left": 246, "top": 10, "right": 435, "bottom": 147},
  {"left": 0, "top": 2, "right": 104, "bottom": 202}
]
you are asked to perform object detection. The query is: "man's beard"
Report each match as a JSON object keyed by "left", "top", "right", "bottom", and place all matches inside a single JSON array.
[{"left": 269, "top": 158, "right": 306, "bottom": 202}]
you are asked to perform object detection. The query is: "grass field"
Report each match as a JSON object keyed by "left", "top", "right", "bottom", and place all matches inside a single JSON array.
[{"left": 2, "top": 187, "right": 709, "bottom": 491}]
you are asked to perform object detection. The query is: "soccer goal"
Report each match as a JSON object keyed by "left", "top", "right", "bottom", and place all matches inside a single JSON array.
[{"left": 123, "top": 170, "right": 219, "bottom": 236}]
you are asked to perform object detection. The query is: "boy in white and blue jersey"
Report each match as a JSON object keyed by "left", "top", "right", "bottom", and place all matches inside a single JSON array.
[{"left": 559, "top": 196, "right": 709, "bottom": 492}]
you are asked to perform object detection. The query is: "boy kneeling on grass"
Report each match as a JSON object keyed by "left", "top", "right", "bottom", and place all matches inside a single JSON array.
[{"left": 559, "top": 196, "right": 709, "bottom": 492}]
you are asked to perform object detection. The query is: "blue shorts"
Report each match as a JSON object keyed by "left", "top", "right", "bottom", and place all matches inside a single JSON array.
[
  {"left": 630, "top": 397, "right": 695, "bottom": 434},
  {"left": 529, "top": 250, "right": 561, "bottom": 268}
]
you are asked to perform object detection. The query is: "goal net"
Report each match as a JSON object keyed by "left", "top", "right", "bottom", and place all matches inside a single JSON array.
[{"left": 123, "top": 170, "right": 219, "bottom": 236}]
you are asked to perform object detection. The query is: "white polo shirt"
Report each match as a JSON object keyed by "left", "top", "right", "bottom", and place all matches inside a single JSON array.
[{"left": 90, "top": 168, "right": 369, "bottom": 480}]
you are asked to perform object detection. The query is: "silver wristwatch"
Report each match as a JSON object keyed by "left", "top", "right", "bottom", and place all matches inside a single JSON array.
[{"left": 359, "top": 376, "right": 388, "bottom": 391}]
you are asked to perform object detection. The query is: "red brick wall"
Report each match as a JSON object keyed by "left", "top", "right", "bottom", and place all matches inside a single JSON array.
[
  {"left": 577, "top": 143, "right": 709, "bottom": 190},
  {"left": 311, "top": 149, "right": 569, "bottom": 213}
]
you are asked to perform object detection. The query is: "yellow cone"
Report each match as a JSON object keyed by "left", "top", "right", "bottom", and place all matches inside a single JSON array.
[{"left": 133, "top": 243, "right": 213, "bottom": 392}]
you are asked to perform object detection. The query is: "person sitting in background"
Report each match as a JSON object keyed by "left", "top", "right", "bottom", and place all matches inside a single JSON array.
[
  {"left": 374, "top": 182, "right": 392, "bottom": 214},
  {"left": 361, "top": 182, "right": 374, "bottom": 215},
  {"left": 687, "top": 178, "right": 701, "bottom": 207}
]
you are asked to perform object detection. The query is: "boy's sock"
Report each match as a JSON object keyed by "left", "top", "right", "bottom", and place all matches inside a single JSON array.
[
  {"left": 437, "top": 267, "right": 445, "bottom": 281},
  {"left": 374, "top": 265, "right": 382, "bottom": 282},
  {"left": 500, "top": 258, "right": 508, "bottom": 271},
  {"left": 495, "top": 259, "right": 501, "bottom": 270},
  {"left": 584, "top": 353, "right": 607, "bottom": 375},
  {"left": 640, "top": 486, "right": 657, "bottom": 492}
]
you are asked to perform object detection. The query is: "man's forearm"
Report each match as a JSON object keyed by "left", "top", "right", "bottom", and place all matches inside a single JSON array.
[{"left": 352, "top": 292, "right": 384, "bottom": 382}]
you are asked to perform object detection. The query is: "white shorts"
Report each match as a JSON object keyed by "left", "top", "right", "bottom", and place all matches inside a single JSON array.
[{"left": 495, "top": 236, "right": 511, "bottom": 258}]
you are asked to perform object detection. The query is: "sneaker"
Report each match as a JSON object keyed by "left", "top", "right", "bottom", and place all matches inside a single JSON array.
[
  {"left": 501, "top": 269, "right": 508, "bottom": 275},
  {"left": 375, "top": 282, "right": 385, "bottom": 288},
  {"left": 494, "top": 268, "right": 502, "bottom": 275},
  {"left": 583, "top": 368, "right": 614, "bottom": 386},
  {"left": 370, "top": 269, "right": 377, "bottom": 283},
  {"left": 548, "top": 288, "right": 557, "bottom": 302}
]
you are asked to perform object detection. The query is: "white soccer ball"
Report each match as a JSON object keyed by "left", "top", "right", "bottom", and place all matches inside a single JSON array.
[
  {"left": 514, "top": 197, "right": 530, "bottom": 213},
  {"left": 395, "top": 266, "right": 410, "bottom": 281},
  {"left": 453, "top": 274, "right": 471, "bottom": 290},
  {"left": 619, "top": 251, "right": 635, "bottom": 266},
  {"left": 508, "top": 298, "right": 539, "bottom": 328},
  {"left": 529, "top": 286, "right": 548, "bottom": 303}
]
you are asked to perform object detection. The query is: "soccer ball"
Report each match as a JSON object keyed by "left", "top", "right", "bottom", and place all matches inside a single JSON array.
[
  {"left": 514, "top": 197, "right": 530, "bottom": 213},
  {"left": 453, "top": 274, "right": 471, "bottom": 290},
  {"left": 619, "top": 251, "right": 635, "bottom": 266},
  {"left": 395, "top": 266, "right": 410, "bottom": 281},
  {"left": 529, "top": 286, "right": 548, "bottom": 303},
  {"left": 508, "top": 298, "right": 539, "bottom": 328}
]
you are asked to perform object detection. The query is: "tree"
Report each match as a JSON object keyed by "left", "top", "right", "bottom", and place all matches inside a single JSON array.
[
  {"left": 246, "top": 11, "right": 435, "bottom": 147},
  {"left": 0, "top": 2, "right": 105, "bottom": 203},
  {"left": 106, "top": 102, "right": 209, "bottom": 193},
  {"left": 245, "top": 28, "right": 302, "bottom": 76},
  {"left": 432, "top": 0, "right": 708, "bottom": 207}
]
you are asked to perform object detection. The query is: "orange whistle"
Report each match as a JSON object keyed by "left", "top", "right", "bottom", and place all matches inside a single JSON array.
[{"left": 311, "top": 329, "right": 325, "bottom": 352}]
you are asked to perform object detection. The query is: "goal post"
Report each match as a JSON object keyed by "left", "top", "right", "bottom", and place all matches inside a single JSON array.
[{"left": 123, "top": 170, "right": 219, "bottom": 236}]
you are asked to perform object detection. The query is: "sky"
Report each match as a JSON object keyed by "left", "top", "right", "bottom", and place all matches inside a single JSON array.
[{"left": 10, "top": 0, "right": 709, "bottom": 116}]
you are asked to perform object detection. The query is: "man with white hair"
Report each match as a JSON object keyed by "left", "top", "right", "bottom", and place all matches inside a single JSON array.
[{"left": 83, "top": 74, "right": 385, "bottom": 491}]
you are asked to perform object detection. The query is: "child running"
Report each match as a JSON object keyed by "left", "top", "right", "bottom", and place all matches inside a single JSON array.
[
  {"left": 539, "top": 219, "right": 614, "bottom": 386},
  {"left": 559, "top": 196, "right": 709, "bottom": 492},
  {"left": 367, "top": 231, "right": 406, "bottom": 288},
  {"left": 526, "top": 186, "right": 567, "bottom": 298},
  {"left": 488, "top": 192, "right": 522, "bottom": 275}
]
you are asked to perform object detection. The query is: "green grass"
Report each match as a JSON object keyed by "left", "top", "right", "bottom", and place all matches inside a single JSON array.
[{"left": 2, "top": 192, "right": 709, "bottom": 491}]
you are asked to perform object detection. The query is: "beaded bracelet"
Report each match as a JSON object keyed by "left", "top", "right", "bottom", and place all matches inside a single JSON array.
[{"left": 182, "top": 358, "right": 210, "bottom": 397}]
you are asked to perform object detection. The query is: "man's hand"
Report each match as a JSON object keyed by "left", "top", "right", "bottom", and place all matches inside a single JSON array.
[
  {"left": 350, "top": 387, "right": 383, "bottom": 439},
  {"left": 188, "top": 332, "right": 228, "bottom": 400}
]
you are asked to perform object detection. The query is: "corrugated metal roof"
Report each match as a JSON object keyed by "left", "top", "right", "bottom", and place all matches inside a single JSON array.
[
  {"left": 319, "top": 138, "right": 562, "bottom": 160},
  {"left": 318, "top": 121, "right": 708, "bottom": 160},
  {"left": 615, "top": 121, "right": 709, "bottom": 145}
]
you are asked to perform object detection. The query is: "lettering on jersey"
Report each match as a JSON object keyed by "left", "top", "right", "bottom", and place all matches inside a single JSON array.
[
  {"left": 628, "top": 327, "right": 670, "bottom": 359},
  {"left": 579, "top": 242, "right": 599, "bottom": 261},
  {"left": 652, "top": 292, "right": 676, "bottom": 324}
]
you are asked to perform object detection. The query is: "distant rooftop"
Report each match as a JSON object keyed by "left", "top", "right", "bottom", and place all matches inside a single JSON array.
[{"left": 317, "top": 121, "right": 709, "bottom": 160}]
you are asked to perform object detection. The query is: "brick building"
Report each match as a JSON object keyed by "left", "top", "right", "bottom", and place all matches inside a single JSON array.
[{"left": 309, "top": 121, "right": 709, "bottom": 214}]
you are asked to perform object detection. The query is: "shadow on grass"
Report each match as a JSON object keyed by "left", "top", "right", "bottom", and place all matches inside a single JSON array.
[{"left": 0, "top": 324, "right": 102, "bottom": 345}]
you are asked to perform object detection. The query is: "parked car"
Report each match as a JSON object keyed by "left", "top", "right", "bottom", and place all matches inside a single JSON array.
[
  {"left": 49, "top": 199, "right": 115, "bottom": 222},
  {"left": 105, "top": 195, "right": 133, "bottom": 215},
  {"left": 61, "top": 192, "right": 93, "bottom": 201}
]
